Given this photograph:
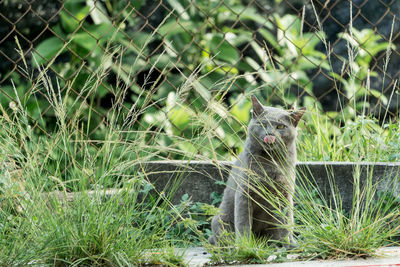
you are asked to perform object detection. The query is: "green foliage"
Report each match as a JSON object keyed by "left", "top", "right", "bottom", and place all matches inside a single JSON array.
[
  {"left": 332, "top": 27, "right": 395, "bottom": 116},
  {"left": 298, "top": 97, "right": 400, "bottom": 162},
  {"left": 0, "top": 74, "right": 195, "bottom": 266},
  {"left": 5, "top": 0, "right": 397, "bottom": 164},
  {"left": 206, "top": 233, "right": 275, "bottom": 265},
  {"left": 294, "top": 166, "right": 400, "bottom": 259},
  {"left": 166, "top": 193, "right": 217, "bottom": 245},
  {"left": 245, "top": 13, "right": 328, "bottom": 101},
  {"left": 24, "top": 0, "right": 330, "bottom": 151}
]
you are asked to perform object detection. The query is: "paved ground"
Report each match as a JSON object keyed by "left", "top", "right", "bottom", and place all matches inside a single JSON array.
[{"left": 182, "top": 247, "right": 400, "bottom": 267}]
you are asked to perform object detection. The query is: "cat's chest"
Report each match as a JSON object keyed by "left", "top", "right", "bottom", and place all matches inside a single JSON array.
[{"left": 247, "top": 159, "right": 282, "bottom": 180}]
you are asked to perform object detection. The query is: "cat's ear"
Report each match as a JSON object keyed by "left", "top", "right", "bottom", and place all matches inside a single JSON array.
[
  {"left": 287, "top": 102, "right": 296, "bottom": 110},
  {"left": 251, "top": 95, "right": 264, "bottom": 118},
  {"left": 289, "top": 107, "right": 306, "bottom": 127}
]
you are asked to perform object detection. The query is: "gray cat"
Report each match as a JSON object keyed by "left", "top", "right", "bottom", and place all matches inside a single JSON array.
[{"left": 209, "top": 95, "right": 305, "bottom": 246}]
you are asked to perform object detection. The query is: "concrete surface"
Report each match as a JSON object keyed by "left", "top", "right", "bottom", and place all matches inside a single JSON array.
[
  {"left": 182, "top": 247, "right": 400, "bottom": 267},
  {"left": 180, "top": 247, "right": 212, "bottom": 266}
]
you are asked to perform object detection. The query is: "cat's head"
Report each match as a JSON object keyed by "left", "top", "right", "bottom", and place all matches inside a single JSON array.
[{"left": 248, "top": 95, "right": 305, "bottom": 151}]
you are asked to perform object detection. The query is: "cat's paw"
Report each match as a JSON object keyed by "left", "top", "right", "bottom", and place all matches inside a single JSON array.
[
  {"left": 284, "top": 238, "right": 298, "bottom": 250},
  {"left": 208, "top": 235, "right": 217, "bottom": 245}
]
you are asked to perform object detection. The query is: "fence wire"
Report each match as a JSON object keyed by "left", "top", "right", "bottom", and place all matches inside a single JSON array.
[{"left": 0, "top": 0, "right": 399, "bottom": 164}]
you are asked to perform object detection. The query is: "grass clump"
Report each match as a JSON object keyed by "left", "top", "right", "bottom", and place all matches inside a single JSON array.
[
  {"left": 294, "top": 165, "right": 400, "bottom": 259},
  {"left": 0, "top": 50, "right": 204, "bottom": 266},
  {"left": 0, "top": 144, "right": 193, "bottom": 266},
  {"left": 206, "top": 233, "right": 284, "bottom": 265}
]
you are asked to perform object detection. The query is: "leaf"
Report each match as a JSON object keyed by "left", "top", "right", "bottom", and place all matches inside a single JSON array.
[
  {"left": 51, "top": 24, "right": 67, "bottom": 39},
  {"left": 192, "top": 80, "right": 211, "bottom": 101},
  {"left": 369, "top": 89, "right": 388, "bottom": 105},
  {"left": 168, "top": 106, "right": 191, "bottom": 131},
  {"left": 60, "top": 6, "right": 90, "bottom": 33},
  {"left": 85, "top": 24, "right": 124, "bottom": 43},
  {"left": 209, "top": 34, "right": 239, "bottom": 64},
  {"left": 209, "top": 100, "right": 229, "bottom": 119},
  {"left": 32, "top": 37, "right": 65, "bottom": 67},
  {"left": 166, "top": 92, "right": 193, "bottom": 131},
  {"left": 181, "top": 193, "right": 189, "bottom": 202},
  {"left": 150, "top": 54, "right": 174, "bottom": 69},
  {"left": 158, "top": 19, "right": 193, "bottom": 37},
  {"left": 64, "top": 0, "right": 87, "bottom": 12},
  {"left": 227, "top": 31, "right": 252, "bottom": 47},
  {"left": 230, "top": 94, "right": 251, "bottom": 123},
  {"left": 130, "top": 0, "right": 144, "bottom": 9},
  {"left": 337, "top": 32, "right": 359, "bottom": 48},
  {"left": 364, "top": 42, "right": 394, "bottom": 57},
  {"left": 275, "top": 14, "right": 300, "bottom": 32},
  {"left": 250, "top": 41, "right": 267, "bottom": 62},
  {"left": 234, "top": 6, "right": 272, "bottom": 26},
  {"left": 166, "top": 0, "right": 189, "bottom": 20},
  {"left": 259, "top": 28, "right": 281, "bottom": 54},
  {"left": 87, "top": 0, "right": 111, "bottom": 25},
  {"left": 245, "top": 57, "right": 273, "bottom": 83},
  {"left": 177, "top": 141, "right": 197, "bottom": 154},
  {"left": 71, "top": 32, "right": 97, "bottom": 52},
  {"left": 298, "top": 56, "right": 323, "bottom": 70},
  {"left": 119, "top": 35, "right": 150, "bottom": 54},
  {"left": 301, "top": 33, "right": 324, "bottom": 53}
]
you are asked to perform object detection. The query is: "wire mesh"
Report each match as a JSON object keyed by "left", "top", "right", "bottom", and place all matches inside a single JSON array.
[{"left": 0, "top": 0, "right": 399, "bottom": 166}]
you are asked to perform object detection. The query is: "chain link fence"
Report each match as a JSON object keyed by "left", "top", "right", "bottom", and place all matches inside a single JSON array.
[{"left": 0, "top": 0, "right": 399, "bottom": 163}]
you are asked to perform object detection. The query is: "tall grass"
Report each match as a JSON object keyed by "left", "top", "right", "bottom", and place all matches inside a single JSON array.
[
  {"left": 0, "top": 45, "right": 210, "bottom": 265},
  {"left": 295, "top": 164, "right": 400, "bottom": 259},
  {"left": 297, "top": 106, "right": 400, "bottom": 162},
  {"left": 1, "top": 8, "right": 400, "bottom": 266}
]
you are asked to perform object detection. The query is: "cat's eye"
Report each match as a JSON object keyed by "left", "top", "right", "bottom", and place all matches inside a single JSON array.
[{"left": 276, "top": 124, "right": 285, "bottom": 129}]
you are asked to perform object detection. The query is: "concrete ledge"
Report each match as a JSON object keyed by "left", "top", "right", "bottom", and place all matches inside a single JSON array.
[
  {"left": 48, "top": 161, "right": 400, "bottom": 212},
  {"left": 143, "top": 161, "right": 400, "bottom": 211}
]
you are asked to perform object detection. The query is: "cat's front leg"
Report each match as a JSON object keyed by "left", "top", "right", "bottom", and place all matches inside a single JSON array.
[{"left": 234, "top": 189, "right": 253, "bottom": 239}]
